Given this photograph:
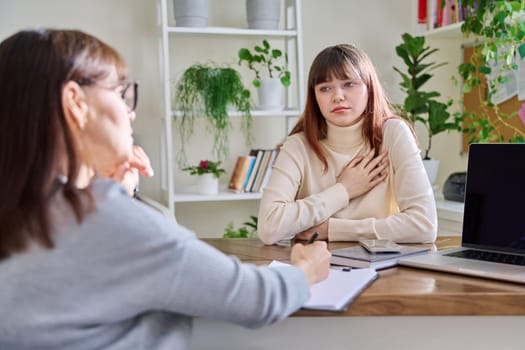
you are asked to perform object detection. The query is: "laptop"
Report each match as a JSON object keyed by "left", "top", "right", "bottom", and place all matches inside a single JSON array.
[{"left": 399, "top": 143, "right": 525, "bottom": 284}]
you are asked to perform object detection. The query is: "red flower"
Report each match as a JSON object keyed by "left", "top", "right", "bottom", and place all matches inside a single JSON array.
[
  {"left": 199, "top": 160, "right": 209, "bottom": 170},
  {"left": 182, "top": 160, "right": 226, "bottom": 179}
]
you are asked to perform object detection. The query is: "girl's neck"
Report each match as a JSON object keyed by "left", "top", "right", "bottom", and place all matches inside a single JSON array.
[{"left": 324, "top": 118, "right": 365, "bottom": 151}]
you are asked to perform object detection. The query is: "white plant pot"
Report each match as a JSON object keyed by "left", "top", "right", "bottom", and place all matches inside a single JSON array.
[
  {"left": 422, "top": 159, "right": 439, "bottom": 186},
  {"left": 257, "top": 77, "right": 284, "bottom": 111},
  {"left": 173, "top": 0, "right": 208, "bottom": 27},
  {"left": 246, "top": 0, "right": 281, "bottom": 29},
  {"left": 196, "top": 173, "right": 219, "bottom": 195}
]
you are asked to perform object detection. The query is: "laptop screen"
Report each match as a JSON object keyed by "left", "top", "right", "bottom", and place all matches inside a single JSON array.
[{"left": 462, "top": 143, "right": 525, "bottom": 254}]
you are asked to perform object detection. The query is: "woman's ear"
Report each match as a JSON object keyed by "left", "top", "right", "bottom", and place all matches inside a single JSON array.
[{"left": 62, "top": 80, "right": 88, "bottom": 129}]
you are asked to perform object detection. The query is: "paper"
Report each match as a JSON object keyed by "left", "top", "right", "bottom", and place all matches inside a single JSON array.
[{"left": 269, "top": 260, "right": 377, "bottom": 312}]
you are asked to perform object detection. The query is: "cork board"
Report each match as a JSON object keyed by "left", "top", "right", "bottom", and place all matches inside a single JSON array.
[{"left": 461, "top": 46, "right": 523, "bottom": 152}]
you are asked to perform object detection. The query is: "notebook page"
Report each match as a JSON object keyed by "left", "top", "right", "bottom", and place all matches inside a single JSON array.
[{"left": 269, "top": 260, "right": 378, "bottom": 311}]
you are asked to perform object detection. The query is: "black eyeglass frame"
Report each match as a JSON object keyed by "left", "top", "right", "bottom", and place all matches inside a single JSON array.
[{"left": 76, "top": 78, "right": 139, "bottom": 112}]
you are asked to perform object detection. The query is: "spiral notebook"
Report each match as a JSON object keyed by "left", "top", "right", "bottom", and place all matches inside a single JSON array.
[{"left": 269, "top": 260, "right": 377, "bottom": 311}]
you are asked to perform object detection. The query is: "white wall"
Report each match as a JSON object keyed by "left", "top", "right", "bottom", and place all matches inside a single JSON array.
[{"left": 0, "top": 0, "right": 467, "bottom": 237}]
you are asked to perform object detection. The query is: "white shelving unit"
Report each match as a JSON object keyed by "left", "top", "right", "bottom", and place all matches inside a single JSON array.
[{"left": 158, "top": 0, "right": 304, "bottom": 216}]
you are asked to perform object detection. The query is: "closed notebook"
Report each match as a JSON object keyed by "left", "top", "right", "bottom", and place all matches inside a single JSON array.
[
  {"left": 331, "top": 245, "right": 430, "bottom": 270},
  {"left": 269, "top": 260, "right": 377, "bottom": 312}
]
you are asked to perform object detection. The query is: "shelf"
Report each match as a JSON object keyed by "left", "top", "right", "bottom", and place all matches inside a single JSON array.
[
  {"left": 424, "top": 22, "right": 463, "bottom": 39},
  {"left": 171, "top": 108, "right": 301, "bottom": 118},
  {"left": 167, "top": 26, "right": 298, "bottom": 37},
  {"left": 159, "top": 0, "right": 304, "bottom": 215},
  {"left": 173, "top": 189, "right": 262, "bottom": 202}
]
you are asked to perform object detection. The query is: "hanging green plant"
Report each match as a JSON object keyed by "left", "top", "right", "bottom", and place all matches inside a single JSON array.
[{"left": 175, "top": 64, "right": 252, "bottom": 165}]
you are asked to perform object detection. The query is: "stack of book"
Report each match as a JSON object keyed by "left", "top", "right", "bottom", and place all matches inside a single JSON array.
[
  {"left": 419, "top": 0, "right": 475, "bottom": 31},
  {"left": 228, "top": 148, "right": 279, "bottom": 193}
]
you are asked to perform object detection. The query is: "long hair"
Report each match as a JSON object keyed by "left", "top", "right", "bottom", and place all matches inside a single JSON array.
[
  {"left": 0, "top": 29, "right": 127, "bottom": 260},
  {"left": 290, "top": 44, "right": 396, "bottom": 171}
]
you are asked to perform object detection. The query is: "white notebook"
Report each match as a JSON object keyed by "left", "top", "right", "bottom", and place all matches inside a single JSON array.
[{"left": 269, "top": 260, "right": 378, "bottom": 311}]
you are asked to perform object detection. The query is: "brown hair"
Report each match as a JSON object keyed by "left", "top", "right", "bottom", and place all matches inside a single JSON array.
[
  {"left": 289, "top": 44, "right": 396, "bottom": 171},
  {"left": 0, "top": 29, "right": 127, "bottom": 260}
]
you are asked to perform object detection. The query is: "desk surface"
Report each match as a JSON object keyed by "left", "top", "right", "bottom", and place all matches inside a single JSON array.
[{"left": 203, "top": 237, "right": 525, "bottom": 316}]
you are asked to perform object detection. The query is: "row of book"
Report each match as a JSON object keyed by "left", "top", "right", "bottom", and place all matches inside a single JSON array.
[
  {"left": 418, "top": 0, "right": 477, "bottom": 31},
  {"left": 228, "top": 148, "right": 279, "bottom": 193}
]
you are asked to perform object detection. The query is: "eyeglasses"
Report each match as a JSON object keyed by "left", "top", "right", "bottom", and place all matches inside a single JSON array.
[{"left": 77, "top": 79, "right": 139, "bottom": 112}]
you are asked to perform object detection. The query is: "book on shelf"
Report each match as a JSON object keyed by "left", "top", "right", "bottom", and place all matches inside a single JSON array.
[
  {"left": 251, "top": 149, "right": 272, "bottom": 192},
  {"left": 426, "top": 0, "right": 465, "bottom": 30},
  {"left": 241, "top": 156, "right": 257, "bottom": 191},
  {"left": 330, "top": 244, "right": 431, "bottom": 270},
  {"left": 269, "top": 260, "right": 378, "bottom": 312},
  {"left": 228, "top": 148, "right": 278, "bottom": 193},
  {"left": 228, "top": 155, "right": 255, "bottom": 192},
  {"left": 258, "top": 148, "right": 279, "bottom": 192},
  {"left": 244, "top": 149, "right": 264, "bottom": 192}
]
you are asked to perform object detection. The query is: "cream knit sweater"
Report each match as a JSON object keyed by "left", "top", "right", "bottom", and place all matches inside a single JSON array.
[{"left": 258, "top": 118, "right": 437, "bottom": 244}]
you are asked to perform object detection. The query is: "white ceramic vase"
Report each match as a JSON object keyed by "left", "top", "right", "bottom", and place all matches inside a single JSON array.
[
  {"left": 173, "top": 0, "right": 209, "bottom": 27},
  {"left": 197, "top": 173, "right": 219, "bottom": 195},
  {"left": 422, "top": 158, "right": 439, "bottom": 188},
  {"left": 257, "top": 77, "right": 284, "bottom": 110},
  {"left": 246, "top": 0, "right": 281, "bottom": 30}
]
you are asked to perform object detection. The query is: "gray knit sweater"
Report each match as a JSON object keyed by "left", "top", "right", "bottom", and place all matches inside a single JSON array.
[{"left": 0, "top": 179, "right": 308, "bottom": 349}]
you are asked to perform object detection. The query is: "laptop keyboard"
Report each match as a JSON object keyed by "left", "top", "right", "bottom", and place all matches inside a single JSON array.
[{"left": 445, "top": 249, "right": 525, "bottom": 266}]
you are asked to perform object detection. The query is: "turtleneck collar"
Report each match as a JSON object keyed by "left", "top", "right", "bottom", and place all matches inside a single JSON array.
[{"left": 324, "top": 118, "right": 365, "bottom": 152}]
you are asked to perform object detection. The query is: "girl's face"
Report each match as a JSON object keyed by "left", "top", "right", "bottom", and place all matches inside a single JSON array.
[
  {"left": 314, "top": 71, "right": 368, "bottom": 127},
  {"left": 81, "top": 67, "right": 136, "bottom": 171}
]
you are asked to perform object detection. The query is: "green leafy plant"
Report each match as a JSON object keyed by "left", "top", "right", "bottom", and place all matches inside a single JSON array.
[
  {"left": 457, "top": 0, "right": 525, "bottom": 144},
  {"left": 182, "top": 160, "right": 226, "bottom": 179},
  {"left": 175, "top": 64, "right": 252, "bottom": 164},
  {"left": 238, "top": 39, "right": 291, "bottom": 88},
  {"left": 393, "top": 32, "right": 462, "bottom": 159},
  {"left": 222, "top": 216, "right": 258, "bottom": 238}
]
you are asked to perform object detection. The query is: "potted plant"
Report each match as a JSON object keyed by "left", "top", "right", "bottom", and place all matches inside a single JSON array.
[
  {"left": 238, "top": 39, "right": 291, "bottom": 110},
  {"left": 175, "top": 63, "right": 252, "bottom": 164},
  {"left": 182, "top": 159, "right": 226, "bottom": 195},
  {"left": 222, "top": 216, "right": 258, "bottom": 238},
  {"left": 457, "top": 0, "right": 525, "bottom": 144},
  {"left": 393, "top": 32, "right": 462, "bottom": 185}
]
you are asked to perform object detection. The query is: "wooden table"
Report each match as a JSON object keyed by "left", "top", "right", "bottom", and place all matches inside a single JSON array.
[
  {"left": 203, "top": 236, "right": 525, "bottom": 316},
  {"left": 194, "top": 236, "right": 525, "bottom": 350}
]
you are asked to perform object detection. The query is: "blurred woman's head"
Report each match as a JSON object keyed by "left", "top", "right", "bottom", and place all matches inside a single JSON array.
[{"left": 0, "top": 29, "right": 133, "bottom": 259}]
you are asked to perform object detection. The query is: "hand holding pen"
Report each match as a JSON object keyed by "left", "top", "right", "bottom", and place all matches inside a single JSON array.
[
  {"left": 290, "top": 231, "right": 331, "bottom": 286},
  {"left": 307, "top": 231, "right": 320, "bottom": 244}
]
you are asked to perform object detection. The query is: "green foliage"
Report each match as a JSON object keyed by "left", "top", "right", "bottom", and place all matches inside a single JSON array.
[
  {"left": 222, "top": 216, "right": 258, "bottom": 238},
  {"left": 182, "top": 160, "right": 226, "bottom": 179},
  {"left": 458, "top": 0, "right": 525, "bottom": 143},
  {"left": 393, "top": 33, "right": 462, "bottom": 159},
  {"left": 238, "top": 39, "right": 291, "bottom": 88},
  {"left": 175, "top": 64, "right": 252, "bottom": 164}
]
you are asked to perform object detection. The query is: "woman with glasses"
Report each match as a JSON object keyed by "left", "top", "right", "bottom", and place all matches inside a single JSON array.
[{"left": 0, "top": 29, "right": 331, "bottom": 350}]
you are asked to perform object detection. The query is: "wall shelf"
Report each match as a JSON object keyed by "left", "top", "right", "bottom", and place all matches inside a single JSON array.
[
  {"left": 173, "top": 189, "right": 262, "bottom": 203},
  {"left": 158, "top": 0, "right": 304, "bottom": 218}
]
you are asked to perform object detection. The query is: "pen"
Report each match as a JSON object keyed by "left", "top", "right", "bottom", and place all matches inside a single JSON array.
[{"left": 307, "top": 231, "right": 319, "bottom": 244}]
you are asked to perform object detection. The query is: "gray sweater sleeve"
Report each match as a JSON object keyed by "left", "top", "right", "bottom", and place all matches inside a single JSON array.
[{"left": 68, "top": 181, "right": 310, "bottom": 329}]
